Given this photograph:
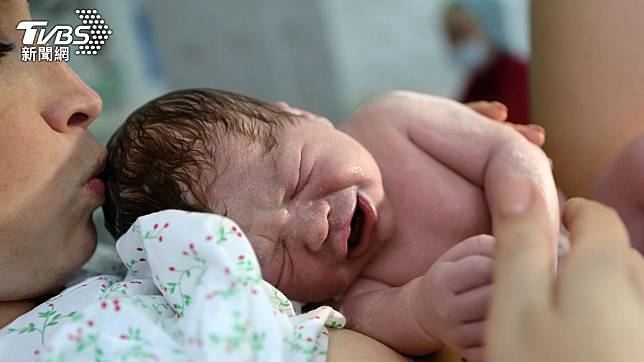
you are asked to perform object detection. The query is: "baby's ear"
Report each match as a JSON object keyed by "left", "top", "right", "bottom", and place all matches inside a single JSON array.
[
  {"left": 274, "top": 101, "right": 304, "bottom": 116},
  {"left": 273, "top": 101, "right": 334, "bottom": 127}
]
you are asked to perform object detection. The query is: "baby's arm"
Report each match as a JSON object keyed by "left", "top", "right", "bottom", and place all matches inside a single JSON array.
[
  {"left": 340, "top": 235, "right": 495, "bottom": 360},
  {"left": 343, "top": 91, "right": 560, "bottom": 247}
]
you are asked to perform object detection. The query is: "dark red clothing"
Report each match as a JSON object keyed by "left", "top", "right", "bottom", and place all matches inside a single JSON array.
[{"left": 462, "top": 52, "right": 530, "bottom": 125}]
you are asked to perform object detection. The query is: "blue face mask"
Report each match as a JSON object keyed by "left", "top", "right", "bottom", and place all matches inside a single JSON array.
[{"left": 453, "top": 38, "right": 489, "bottom": 73}]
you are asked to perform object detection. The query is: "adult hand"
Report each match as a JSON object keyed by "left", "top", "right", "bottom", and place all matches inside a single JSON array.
[{"left": 487, "top": 176, "right": 644, "bottom": 361}]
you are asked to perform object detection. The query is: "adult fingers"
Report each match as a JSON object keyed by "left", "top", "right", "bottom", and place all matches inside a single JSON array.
[
  {"left": 562, "top": 198, "right": 630, "bottom": 251},
  {"left": 490, "top": 176, "right": 555, "bottom": 316},
  {"left": 628, "top": 249, "right": 644, "bottom": 295},
  {"left": 510, "top": 124, "right": 546, "bottom": 147},
  {"left": 557, "top": 199, "right": 633, "bottom": 310},
  {"left": 467, "top": 101, "right": 508, "bottom": 122}
]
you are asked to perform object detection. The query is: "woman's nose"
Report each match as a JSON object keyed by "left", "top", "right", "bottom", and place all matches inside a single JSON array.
[
  {"left": 287, "top": 200, "right": 330, "bottom": 253},
  {"left": 40, "top": 62, "right": 103, "bottom": 132}
]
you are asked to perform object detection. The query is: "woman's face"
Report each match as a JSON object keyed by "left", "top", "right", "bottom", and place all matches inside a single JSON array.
[{"left": 0, "top": 0, "right": 104, "bottom": 300}]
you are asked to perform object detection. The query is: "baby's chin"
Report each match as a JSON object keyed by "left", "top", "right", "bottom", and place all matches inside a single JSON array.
[{"left": 282, "top": 274, "right": 357, "bottom": 303}]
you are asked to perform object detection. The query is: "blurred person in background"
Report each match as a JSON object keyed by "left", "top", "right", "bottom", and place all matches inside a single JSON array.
[{"left": 444, "top": 0, "right": 530, "bottom": 125}]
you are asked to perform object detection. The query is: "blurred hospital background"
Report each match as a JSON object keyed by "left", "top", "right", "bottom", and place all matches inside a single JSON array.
[{"left": 29, "top": 0, "right": 530, "bottom": 270}]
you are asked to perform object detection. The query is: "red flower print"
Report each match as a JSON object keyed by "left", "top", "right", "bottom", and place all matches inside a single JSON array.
[
  {"left": 189, "top": 243, "right": 195, "bottom": 250},
  {"left": 169, "top": 266, "right": 175, "bottom": 272},
  {"left": 87, "top": 320, "right": 94, "bottom": 327},
  {"left": 237, "top": 232, "right": 243, "bottom": 237},
  {"left": 182, "top": 251, "right": 188, "bottom": 256},
  {"left": 307, "top": 337, "right": 313, "bottom": 342},
  {"left": 163, "top": 222, "right": 170, "bottom": 229},
  {"left": 158, "top": 236, "right": 163, "bottom": 242},
  {"left": 238, "top": 255, "right": 245, "bottom": 260},
  {"left": 205, "top": 235, "right": 213, "bottom": 241},
  {"left": 120, "top": 334, "right": 127, "bottom": 340},
  {"left": 153, "top": 223, "right": 158, "bottom": 230},
  {"left": 224, "top": 267, "right": 230, "bottom": 274},
  {"left": 232, "top": 226, "right": 237, "bottom": 232},
  {"left": 100, "top": 301, "right": 107, "bottom": 309}
]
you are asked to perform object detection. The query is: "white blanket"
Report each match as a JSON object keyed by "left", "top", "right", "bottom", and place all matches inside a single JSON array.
[{"left": 0, "top": 210, "right": 344, "bottom": 361}]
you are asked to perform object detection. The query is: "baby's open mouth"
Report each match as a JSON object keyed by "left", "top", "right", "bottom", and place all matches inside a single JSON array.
[
  {"left": 346, "top": 192, "right": 377, "bottom": 260},
  {"left": 347, "top": 204, "right": 364, "bottom": 250}
]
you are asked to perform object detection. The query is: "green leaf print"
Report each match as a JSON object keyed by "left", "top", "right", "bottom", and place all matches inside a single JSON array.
[
  {"left": 6, "top": 304, "right": 82, "bottom": 346},
  {"left": 207, "top": 311, "right": 266, "bottom": 354}
]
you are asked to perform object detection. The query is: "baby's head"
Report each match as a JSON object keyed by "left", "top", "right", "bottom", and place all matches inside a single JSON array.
[{"left": 104, "top": 88, "right": 385, "bottom": 302}]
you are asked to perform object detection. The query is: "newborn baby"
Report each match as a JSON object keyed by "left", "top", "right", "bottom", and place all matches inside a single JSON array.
[{"left": 103, "top": 89, "right": 559, "bottom": 360}]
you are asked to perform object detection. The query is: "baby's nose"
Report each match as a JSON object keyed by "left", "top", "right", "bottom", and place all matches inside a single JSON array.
[{"left": 287, "top": 200, "right": 330, "bottom": 253}]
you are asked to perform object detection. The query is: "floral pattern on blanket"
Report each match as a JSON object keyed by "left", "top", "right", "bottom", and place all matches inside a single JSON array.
[{"left": 0, "top": 210, "right": 344, "bottom": 361}]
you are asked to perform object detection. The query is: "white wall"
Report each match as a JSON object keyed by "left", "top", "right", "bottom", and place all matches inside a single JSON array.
[
  {"left": 320, "top": 0, "right": 530, "bottom": 119},
  {"left": 142, "top": 0, "right": 529, "bottom": 122}
]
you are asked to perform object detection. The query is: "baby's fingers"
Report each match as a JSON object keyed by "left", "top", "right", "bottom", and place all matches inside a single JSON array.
[
  {"left": 448, "top": 321, "right": 486, "bottom": 362},
  {"left": 442, "top": 256, "right": 494, "bottom": 294},
  {"left": 440, "top": 234, "right": 495, "bottom": 262},
  {"left": 461, "top": 346, "right": 485, "bottom": 362},
  {"left": 452, "top": 285, "right": 493, "bottom": 323}
]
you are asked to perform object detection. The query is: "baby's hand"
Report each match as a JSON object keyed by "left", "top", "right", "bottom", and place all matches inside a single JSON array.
[
  {"left": 467, "top": 100, "right": 546, "bottom": 147},
  {"left": 414, "top": 234, "right": 495, "bottom": 362}
]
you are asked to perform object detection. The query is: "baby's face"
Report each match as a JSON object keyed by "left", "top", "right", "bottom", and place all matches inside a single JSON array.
[{"left": 208, "top": 117, "right": 386, "bottom": 302}]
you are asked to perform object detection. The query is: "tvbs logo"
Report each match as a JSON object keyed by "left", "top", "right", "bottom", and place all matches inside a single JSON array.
[{"left": 17, "top": 9, "right": 112, "bottom": 62}]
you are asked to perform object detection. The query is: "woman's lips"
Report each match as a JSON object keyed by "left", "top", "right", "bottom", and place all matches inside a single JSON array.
[
  {"left": 85, "top": 150, "right": 107, "bottom": 197},
  {"left": 347, "top": 192, "right": 377, "bottom": 260},
  {"left": 86, "top": 177, "right": 105, "bottom": 196}
]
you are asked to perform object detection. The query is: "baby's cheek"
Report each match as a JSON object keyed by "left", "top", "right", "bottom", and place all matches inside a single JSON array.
[{"left": 249, "top": 241, "right": 285, "bottom": 287}]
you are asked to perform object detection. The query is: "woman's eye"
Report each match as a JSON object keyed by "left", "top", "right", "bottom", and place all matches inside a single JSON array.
[{"left": 0, "top": 42, "right": 15, "bottom": 58}]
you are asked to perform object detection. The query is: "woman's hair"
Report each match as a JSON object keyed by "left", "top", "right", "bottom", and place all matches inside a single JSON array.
[{"left": 103, "top": 88, "right": 296, "bottom": 239}]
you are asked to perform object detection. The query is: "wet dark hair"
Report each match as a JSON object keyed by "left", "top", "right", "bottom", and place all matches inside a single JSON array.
[{"left": 102, "top": 88, "right": 297, "bottom": 239}]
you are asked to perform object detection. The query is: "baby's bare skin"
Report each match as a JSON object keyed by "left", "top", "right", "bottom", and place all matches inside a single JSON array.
[
  {"left": 205, "top": 91, "right": 559, "bottom": 360},
  {"left": 335, "top": 92, "right": 558, "bottom": 359}
]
